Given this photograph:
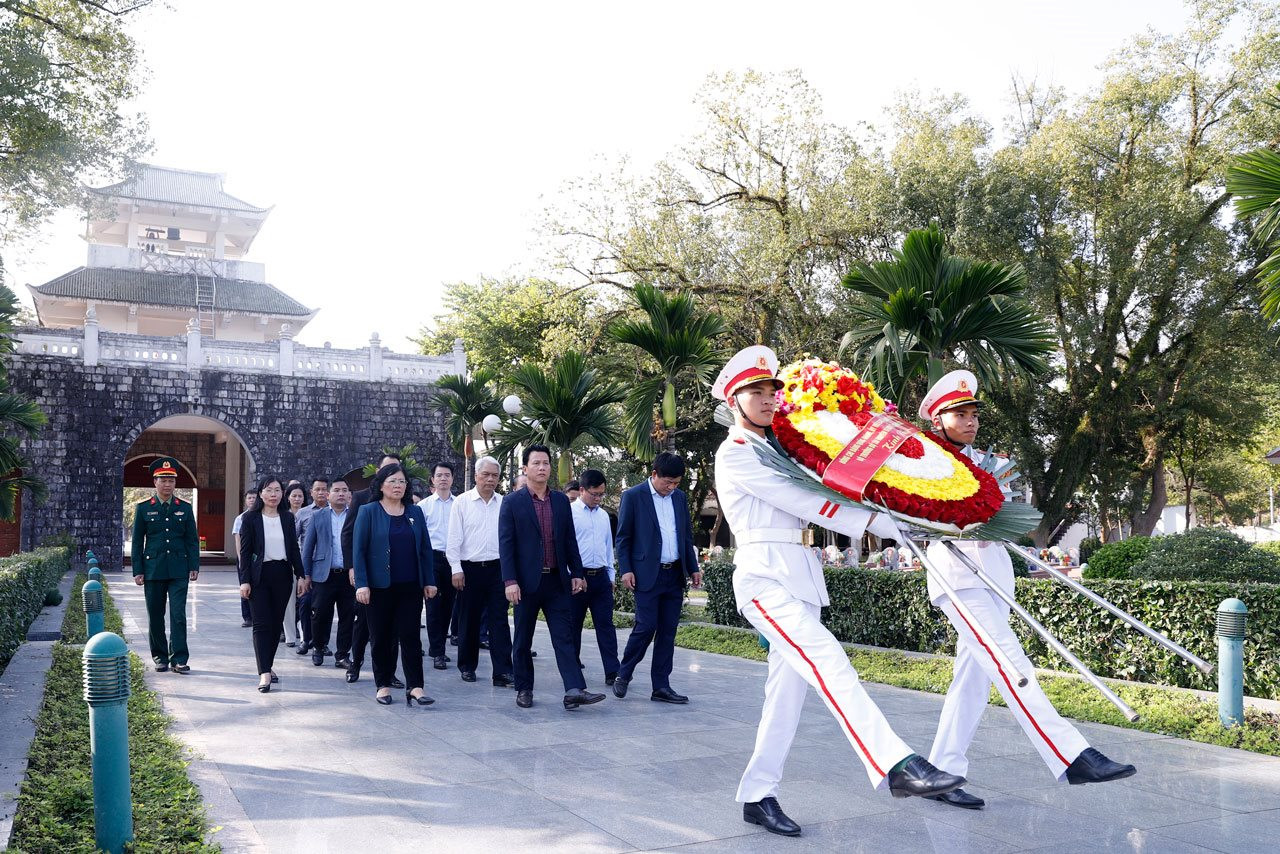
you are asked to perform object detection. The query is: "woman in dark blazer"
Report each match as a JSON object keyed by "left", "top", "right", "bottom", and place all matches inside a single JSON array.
[
  {"left": 238, "top": 475, "right": 305, "bottom": 692},
  {"left": 353, "top": 463, "right": 437, "bottom": 706}
]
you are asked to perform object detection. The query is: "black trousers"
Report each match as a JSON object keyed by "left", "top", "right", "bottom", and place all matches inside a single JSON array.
[
  {"left": 250, "top": 560, "right": 294, "bottom": 675},
  {"left": 368, "top": 581, "right": 425, "bottom": 690},
  {"left": 310, "top": 572, "right": 355, "bottom": 657},
  {"left": 458, "top": 560, "right": 513, "bottom": 676},
  {"left": 425, "top": 551, "right": 457, "bottom": 657},
  {"left": 512, "top": 570, "right": 584, "bottom": 693},
  {"left": 351, "top": 599, "right": 369, "bottom": 667},
  {"left": 297, "top": 589, "right": 313, "bottom": 646},
  {"left": 618, "top": 563, "right": 685, "bottom": 691},
  {"left": 571, "top": 570, "right": 620, "bottom": 677}
]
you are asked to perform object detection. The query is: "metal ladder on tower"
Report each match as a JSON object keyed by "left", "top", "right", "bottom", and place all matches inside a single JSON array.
[{"left": 194, "top": 274, "right": 216, "bottom": 337}]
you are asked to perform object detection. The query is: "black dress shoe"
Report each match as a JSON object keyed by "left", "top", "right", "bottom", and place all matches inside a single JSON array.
[
  {"left": 293, "top": 642, "right": 308, "bottom": 654},
  {"left": 605, "top": 673, "right": 617, "bottom": 686},
  {"left": 460, "top": 670, "right": 477, "bottom": 683},
  {"left": 743, "top": 797, "right": 801, "bottom": 837},
  {"left": 924, "top": 787, "right": 985, "bottom": 809},
  {"left": 171, "top": 663, "right": 190, "bottom": 674},
  {"left": 651, "top": 688, "right": 689, "bottom": 704},
  {"left": 449, "top": 635, "right": 458, "bottom": 646},
  {"left": 154, "top": 662, "right": 169, "bottom": 672},
  {"left": 516, "top": 689, "right": 533, "bottom": 708},
  {"left": 479, "top": 640, "right": 490, "bottom": 650},
  {"left": 613, "top": 677, "right": 629, "bottom": 699},
  {"left": 312, "top": 651, "right": 325, "bottom": 666},
  {"left": 270, "top": 672, "right": 280, "bottom": 684},
  {"left": 530, "top": 649, "right": 536, "bottom": 657},
  {"left": 335, "top": 655, "right": 352, "bottom": 669},
  {"left": 564, "top": 688, "right": 606, "bottom": 709},
  {"left": 433, "top": 656, "right": 448, "bottom": 670},
  {"left": 345, "top": 668, "right": 360, "bottom": 683},
  {"left": 492, "top": 673, "right": 515, "bottom": 687},
  {"left": 1065, "top": 748, "right": 1136, "bottom": 785},
  {"left": 241, "top": 620, "right": 252, "bottom": 628},
  {"left": 406, "top": 690, "right": 435, "bottom": 706},
  {"left": 375, "top": 692, "right": 393, "bottom": 705},
  {"left": 886, "top": 754, "right": 966, "bottom": 799},
  {"left": 390, "top": 677, "right": 405, "bottom": 689}
]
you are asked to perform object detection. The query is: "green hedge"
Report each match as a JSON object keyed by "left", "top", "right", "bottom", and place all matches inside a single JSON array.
[
  {"left": 0, "top": 547, "right": 71, "bottom": 671},
  {"left": 1129, "top": 528, "right": 1280, "bottom": 583},
  {"left": 703, "top": 557, "right": 1280, "bottom": 700},
  {"left": 1083, "top": 537, "right": 1154, "bottom": 579}
]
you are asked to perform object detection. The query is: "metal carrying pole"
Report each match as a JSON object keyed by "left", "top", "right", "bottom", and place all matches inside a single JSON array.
[
  {"left": 82, "top": 578, "right": 105, "bottom": 639},
  {"left": 1216, "top": 598, "right": 1247, "bottom": 728},
  {"left": 943, "top": 541, "right": 1140, "bottom": 722},
  {"left": 893, "top": 530, "right": 1029, "bottom": 687},
  {"left": 83, "top": 632, "right": 134, "bottom": 854},
  {"left": 1002, "top": 539, "right": 1214, "bottom": 675}
]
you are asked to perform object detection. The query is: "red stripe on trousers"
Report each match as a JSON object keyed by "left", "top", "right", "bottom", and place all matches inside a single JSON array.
[
  {"left": 751, "top": 598, "right": 885, "bottom": 778},
  {"left": 951, "top": 605, "right": 1070, "bottom": 767}
]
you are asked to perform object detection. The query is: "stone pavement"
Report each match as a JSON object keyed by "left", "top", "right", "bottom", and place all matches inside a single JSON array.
[{"left": 109, "top": 570, "right": 1280, "bottom": 853}]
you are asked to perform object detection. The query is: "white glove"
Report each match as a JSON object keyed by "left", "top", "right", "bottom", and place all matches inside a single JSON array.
[{"left": 866, "top": 512, "right": 901, "bottom": 540}]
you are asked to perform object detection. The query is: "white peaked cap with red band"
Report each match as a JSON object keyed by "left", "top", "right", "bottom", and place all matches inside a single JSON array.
[
  {"left": 918, "top": 369, "right": 980, "bottom": 421},
  {"left": 712, "top": 345, "right": 783, "bottom": 403}
]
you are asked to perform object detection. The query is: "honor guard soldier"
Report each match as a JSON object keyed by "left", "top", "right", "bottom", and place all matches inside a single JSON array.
[
  {"left": 713, "top": 346, "right": 965, "bottom": 837},
  {"left": 918, "top": 371, "right": 1135, "bottom": 809},
  {"left": 131, "top": 457, "right": 201, "bottom": 673}
]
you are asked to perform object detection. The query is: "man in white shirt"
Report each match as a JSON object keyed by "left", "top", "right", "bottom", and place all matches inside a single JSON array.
[
  {"left": 447, "top": 455, "right": 514, "bottom": 686},
  {"left": 418, "top": 461, "right": 458, "bottom": 671},
  {"left": 569, "top": 469, "right": 620, "bottom": 685}
]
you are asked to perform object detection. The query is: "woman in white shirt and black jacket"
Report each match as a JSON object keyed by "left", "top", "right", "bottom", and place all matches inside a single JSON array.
[{"left": 239, "top": 475, "right": 306, "bottom": 692}]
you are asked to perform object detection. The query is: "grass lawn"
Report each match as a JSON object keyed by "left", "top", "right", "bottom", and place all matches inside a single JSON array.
[{"left": 9, "top": 574, "right": 216, "bottom": 853}]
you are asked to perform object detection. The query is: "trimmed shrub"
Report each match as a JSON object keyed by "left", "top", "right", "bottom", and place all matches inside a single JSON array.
[
  {"left": 703, "top": 559, "right": 1280, "bottom": 699},
  {"left": 1078, "top": 537, "right": 1102, "bottom": 563},
  {"left": 1082, "top": 536, "right": 1153, "bottom": 579},
  {"left": 0, "top": 548, "right": 72, "bottom": 672},
  {"left": 1129, "top": 528, "right": 1280, "bottom": 583}
]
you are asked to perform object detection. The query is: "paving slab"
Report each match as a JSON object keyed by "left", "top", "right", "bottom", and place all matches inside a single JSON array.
[{"left": 99, "top": 569, "right": 1280, "bottom": 853}]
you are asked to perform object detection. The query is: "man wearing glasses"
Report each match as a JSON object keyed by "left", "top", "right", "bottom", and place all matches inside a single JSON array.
[{"left": 569, "top": 469, "right": 620, "bottom": 686}]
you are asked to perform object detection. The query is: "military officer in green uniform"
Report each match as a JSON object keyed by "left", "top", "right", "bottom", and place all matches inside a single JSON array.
[{"left": 131, "top": 457, "right": 200, "bottom": 672}]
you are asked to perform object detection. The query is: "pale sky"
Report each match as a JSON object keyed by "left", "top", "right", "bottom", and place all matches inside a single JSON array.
[{"left": 7, "top": 0, "right": 1190, "bottom": 351}]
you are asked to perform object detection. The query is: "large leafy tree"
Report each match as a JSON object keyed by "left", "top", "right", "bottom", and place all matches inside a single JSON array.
[
  {"left": 606, "top": 282, "right": 725, "bottom": 457},
  {"left": 839, "top": 224, "right": 1054, "bottom": 402},
  {"left": 0, "top": 0, "right": 152, "bottom": 236},
  {"left": 493, "top": 350, "right": 623, "bottom": 484},
  {"left": 433, "top": 370, "right": 498, "bottom": 489}
]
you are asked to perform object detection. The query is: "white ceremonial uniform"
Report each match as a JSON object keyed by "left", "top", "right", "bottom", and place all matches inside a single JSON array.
[
  {"left": 925, "top": 443, "right": 1088, "bottom": 781},
  {"left": 717, "top": 424, "right": 914, "bottom": 799}
]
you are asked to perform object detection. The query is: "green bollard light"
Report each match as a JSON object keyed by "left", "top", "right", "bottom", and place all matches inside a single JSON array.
[
  {"left": 83, "top": 632, "right": 133, "bottom": 854},
  {"left": 83, "top": 579, "right": 105, "bottom": 639},
  {"left": 1216, "top": 598, "right": 1247, "bottom": 728}
]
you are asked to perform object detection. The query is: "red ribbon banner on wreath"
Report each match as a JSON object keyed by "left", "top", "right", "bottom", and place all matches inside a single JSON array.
[{"left": 820, "top": 413, "right": 922, "bottom": 501}]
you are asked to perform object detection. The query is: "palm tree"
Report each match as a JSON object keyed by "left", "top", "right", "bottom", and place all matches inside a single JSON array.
[
  {"left": 0, "top": 284, "right": 45, "bottom": 519},
  {"left": 839, "top": 225, "right": 1054, "bottom": 400},
  {"left": 433, "top": 369, "right": 498, "bottom": 489},
  {"left": 1227, "top": 84, "right": 1280, "bottom": 322},
  {"left": 606, "top": 282, "right": 726, "bottom": 458},
  {"left": 492, "top": 350, "right": 623, "bottom": 484}
]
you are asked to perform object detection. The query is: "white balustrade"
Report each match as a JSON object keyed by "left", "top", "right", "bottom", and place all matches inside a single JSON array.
[{"left": 13, "top": 327, "right": 461, "bottom": 385}]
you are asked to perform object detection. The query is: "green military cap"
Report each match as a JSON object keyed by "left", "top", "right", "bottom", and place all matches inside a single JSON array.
[{"left": 149, "top": 457, "right": 181, "bottom": 478}]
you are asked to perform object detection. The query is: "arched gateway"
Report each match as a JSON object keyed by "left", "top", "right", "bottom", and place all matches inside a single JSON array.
[{"left": 6, "top": 164, "right": 464, "bottom": 569}]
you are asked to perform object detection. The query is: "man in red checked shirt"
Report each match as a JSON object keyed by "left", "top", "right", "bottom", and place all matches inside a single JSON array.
[
  {"left": 919, "top": 370, "right": 1135, "bottom": 810},
  {"left": 713, "top": 346, "right": 965, "bottom": 838}
]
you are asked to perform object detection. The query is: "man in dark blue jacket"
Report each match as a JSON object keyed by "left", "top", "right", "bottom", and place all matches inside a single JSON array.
[
  {"left": 613, "top": 452, "right": 702, "bottom": 703},
  {"left": 500, "top": 445, "right": 605, "bottom": 710}
]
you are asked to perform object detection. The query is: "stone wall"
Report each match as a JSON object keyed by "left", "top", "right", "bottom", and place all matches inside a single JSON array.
[{"left": 6, "top": 355, "right": 460, "bottom": 570}]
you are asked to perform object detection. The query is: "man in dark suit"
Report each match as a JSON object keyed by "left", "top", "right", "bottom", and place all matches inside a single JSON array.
[
  {"left": 500, "top": 444, "right": 605, "bottom": 710},
  {"left": 613, "top": 452, "right": 702, "bottom": 703},
  {"left": 342, "top": 453, "right": 403, "bottom": 686}
]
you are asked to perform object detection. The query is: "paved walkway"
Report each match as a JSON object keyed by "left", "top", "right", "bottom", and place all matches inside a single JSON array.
[{"left": 110, "top": 570, "right": 1280, "bottom": 853}]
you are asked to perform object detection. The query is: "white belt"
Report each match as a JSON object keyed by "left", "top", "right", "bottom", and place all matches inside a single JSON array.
[{"left": 738, "top": 528, "right": 806, "bottom": 546}]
